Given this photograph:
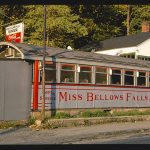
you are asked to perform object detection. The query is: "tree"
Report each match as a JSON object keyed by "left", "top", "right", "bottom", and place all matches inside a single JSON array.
[
  {"left": 24, "top": 5, "right": 88, "bottom": 49},
  {"left": 71, "top": 5, "right": 127, "bottom": 49},
  {"left": 129, "top": 5, "right": 150, "bottom": 34},
  {"left": 0, "top": 5, "right": 27, "bottom": 41}
]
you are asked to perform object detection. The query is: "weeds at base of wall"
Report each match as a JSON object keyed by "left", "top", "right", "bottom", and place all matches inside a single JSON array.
[
  {"left": 27, "top": 116, "right": 36, "bottom": 126},
  {"left": 50, "top": 110, "right": 150, "bottom": 119},
  {"left": 83, "top": 120, "right": 91, "bottom": 126},
  {"left": 42, "top": 122, "right": 59, "bottom": 129},
  {"left": 0, "top": 121, "right": 27, "bottom": 129},
  {"left": 1, "top": 110, "right": 150, "bottom": 130}
]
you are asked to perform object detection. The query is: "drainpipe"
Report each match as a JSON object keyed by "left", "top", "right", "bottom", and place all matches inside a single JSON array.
[{"left": 33, "top": 60, "right": 39, "bottom": 110}]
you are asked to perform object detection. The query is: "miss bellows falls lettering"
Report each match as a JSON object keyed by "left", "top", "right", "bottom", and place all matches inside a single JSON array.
[{"left": 33, "top": 85, "right": 150, "bottom": 109}]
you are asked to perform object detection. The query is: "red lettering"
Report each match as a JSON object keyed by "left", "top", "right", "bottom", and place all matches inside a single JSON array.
[
  {"left": 78, "top": 94, "right": 82, "bottom": 100},
  {"left": 87, "top": 93, "right": 93, "bottom": 101},
  {"left": 99, "top": 95, "right": 104, "bottom": 100},
  {"left": 110, "top": 95, "right": 113, "bottom": 100},
  {"left": 145, "top": 96, "right": 148, "bottom": 100},
  {"left": 120, "top": 95, "right": 123, "bottom": 100},
  {"left": 126, "top": 93, "right": 131, "bottom": 101},
  {"left": 69, "top": 94, "right": 71, "bottom": 100},
  {"left": 94, "top": 94, "right": 99, "bottom": 100},
  {"left": 114, "top": 95, "right": 119, "bottom": 100},
  {"left": 105, "top": 94, "right": 109, "bottom": 100},
  {"left": 59, "top": 92, "right": 68, "bottom": 101},
  {"left": 72, "top": 94, "right": 77, "bottom": 100}
]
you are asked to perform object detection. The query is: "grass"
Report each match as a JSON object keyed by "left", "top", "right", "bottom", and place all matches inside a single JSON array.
[
  {"left": 1, "top": 110, "right": 150, "bottom": 129},
  {"left": 0, "top": 121, "right": 27, "bottom": 129},
  {"left": 51, "top": 110, "right": 150, "bottom": 119},
  {"left": 54, "top": 112, "right": 72, "bottom": 119},
  {"left": 27, "top": 116, "right": 36, "bottom": 125},
  {"left": 112, "top": 110, "right": 150, "bottom": 116}
]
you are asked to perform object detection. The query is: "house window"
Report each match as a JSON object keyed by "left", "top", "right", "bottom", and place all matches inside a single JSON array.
[
  {"left": 124, "top": 70, "right": 134, "bottom": 85},
  {"left": 137, "top": 71, "right": 146, "bottom": 86},
  {"left": 79, "top": 65, "right": 92, "bottom": 83},
  {"left": 149, "top": 72, "right": 150, "bottom": 87},
  {"left": 60, "top": 64, "right": 75, "bottom": 83},
  {"left": 95, "top": 67, "right": 107, "bottom": 84},
  {"left": 45, "top": 62, "right": 56, "bottom": 83},
  {"left": 110, "top": 68, "right": 121, "bottom": 85},
  {"left": 120, "top": 53, "right": 135, "bottom": 59}
]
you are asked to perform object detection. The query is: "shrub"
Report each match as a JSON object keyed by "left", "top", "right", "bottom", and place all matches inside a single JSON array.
[
  {"left": 28, "top": 116, "right": 36, "bottom": 125},
  {"left": 54, "top": 112, "right": 71, "bottom": 119},
  {"left": 79, "top": 110, "right": 93, "bottom": 118},
  {"left": 92, "top": 110, "right": 110, "bottom": 117}
]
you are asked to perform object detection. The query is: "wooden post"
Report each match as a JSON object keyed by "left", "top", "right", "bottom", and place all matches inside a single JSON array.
[{"left": 41, "top": 5, "right": 46, "bottom": 119}]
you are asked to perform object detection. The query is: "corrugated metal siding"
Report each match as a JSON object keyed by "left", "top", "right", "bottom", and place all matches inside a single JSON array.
[{"left": 0, "top": 60, "right": 32, "bottom": 120}]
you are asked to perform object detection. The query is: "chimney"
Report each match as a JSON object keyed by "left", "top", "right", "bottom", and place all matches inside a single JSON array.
[{"left": 142, "top": 21, "right": 150, "bottom": 32}]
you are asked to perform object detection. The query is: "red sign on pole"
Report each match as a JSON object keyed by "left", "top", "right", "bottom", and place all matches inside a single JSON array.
[{"left": 5, "top": 22, "right": 24, "bottom": 43}]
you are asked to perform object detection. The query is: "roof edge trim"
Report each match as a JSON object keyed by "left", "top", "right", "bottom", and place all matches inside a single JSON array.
[{"left": 0, "top": 42, "right": 24, "bottom": 59}]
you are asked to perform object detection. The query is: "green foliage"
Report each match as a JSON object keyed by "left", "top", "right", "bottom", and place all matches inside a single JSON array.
[
  {"left": 112, "top": 110, "right": 150, "bottom": 116},
  {"left": 24, "top": 5, "right": 88, "bottom": 48},
  {"left": 72, "top": 5, "right": 127, "bottom": 48},
  {"left": 78, "top": 110, "right": 110, "bottom": 117},
  {"left": 54, "top": 112, "right": 71, "bottom": 119},
  {"left": 92, "top": 110, "right": 110, "bottom": 117},
  {"left": 83, "top": 119, "right": 91, "bottom": 126},
  {"left": 27, "top": 116, "right": 36, "bottom": 125},
  {"left": 0, "top": 5, "right": 149, "bottom": 49},
  {"left": 0, "top": 121, "right": 26, "bottom": 129},
  {"left": 0, "top": 5, "right": 27, "bottom": 41},
  {"left": 53, "top": 110, "right": 150, "bottom": 119},
  {"left": 129, "top": 5, "right": 150, "bottom": 34},
  {"left": 79, "top": 110, "right": 93, "bottom": 117}
]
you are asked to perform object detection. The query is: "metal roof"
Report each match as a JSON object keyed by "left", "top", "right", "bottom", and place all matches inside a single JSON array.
[
  {"left": 1, "top": 41, "right": 150, "bottom": 68},
  {"left": 80, "top": 32, "right": 150, "bottom": 52}
]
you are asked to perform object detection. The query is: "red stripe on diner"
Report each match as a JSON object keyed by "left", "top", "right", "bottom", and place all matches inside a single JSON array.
[
  {"left": 37, "top": 87, "right": 150, "bottom": 92},
  {"left": 35, "top": 83, "right": 150, "bottom": 89},
  {"left": 32, "top": 84, "right": 150, "bottom": 90}
]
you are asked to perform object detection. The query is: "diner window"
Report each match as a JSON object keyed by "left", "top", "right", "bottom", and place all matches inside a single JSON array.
[
  {"left": 149, "top": 72, "right": 150, "bottom": 87},
  {"left": 60, "top": 64, "right": 75, "bottom": 83},
  {"left": 79, "top": 65, "right": 92, "bottom": 83},
  {"left": 137, "top": 71, "right": 146, "bottom": 86},
  {"left": 95, "top": 67, "right": 107, "bottom": 84},
  {"left": 110, "top": 68, "right": 121, "bottom": 85},
  {"left": 124, "top": 70, "right": 134, "bottom": 85},
  {"left": 45, "top": 62, "right": 56, "bottom": 83}
]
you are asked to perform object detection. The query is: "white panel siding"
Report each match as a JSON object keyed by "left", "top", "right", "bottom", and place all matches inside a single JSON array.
[{"left": 138, "top": 39, "right": 150, "bottom": 56}]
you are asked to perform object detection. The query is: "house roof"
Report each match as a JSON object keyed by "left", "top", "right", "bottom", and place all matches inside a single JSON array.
[
  {"left": 1, "top": 42, "right": 150, "bottom": 68},
  {"left": 80, "top": 32, "right": 150, "bottom": 52}
]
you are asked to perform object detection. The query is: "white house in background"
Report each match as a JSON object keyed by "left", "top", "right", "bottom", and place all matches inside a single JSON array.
[
  {"left": 95, "top": 32, "right": 150, "bottom": 61},
  {"left": 80, "top": 22, "right": 150, "bottom": 61}
]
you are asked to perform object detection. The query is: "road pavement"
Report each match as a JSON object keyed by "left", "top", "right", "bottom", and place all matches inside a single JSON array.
[{"left": 1, "top": 120, "right": 150, "bottom": 144}]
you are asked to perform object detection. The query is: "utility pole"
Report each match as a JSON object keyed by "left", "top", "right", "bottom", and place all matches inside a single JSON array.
[{"left": 41, "top": 5, "right": 46, "bottom": 119}]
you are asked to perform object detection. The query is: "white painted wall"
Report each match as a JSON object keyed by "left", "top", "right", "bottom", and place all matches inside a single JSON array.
[
  {"left": 95, "top": 47, "right": 137, "bottom": 56},
  {"left": 137, "top": 39, "right": 150, "bottom": 56},
  {"left": 95, "top": 38, "right": 150, "bottom": 58}
]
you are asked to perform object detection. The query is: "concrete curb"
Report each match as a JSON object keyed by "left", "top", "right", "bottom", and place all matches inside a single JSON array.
[{"left": 45, "top": 115, "right": 150, "bottom": 128}]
